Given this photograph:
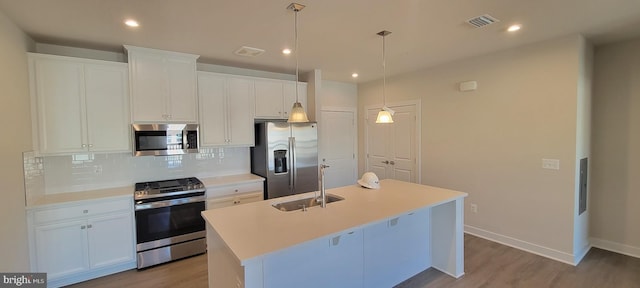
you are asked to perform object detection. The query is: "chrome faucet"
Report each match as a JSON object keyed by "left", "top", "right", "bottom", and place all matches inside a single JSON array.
[{"left": 318, "top": 164, "right": 330, "bottom": 208}]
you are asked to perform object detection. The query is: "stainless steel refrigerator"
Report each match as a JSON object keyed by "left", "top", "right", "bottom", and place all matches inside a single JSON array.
[{"left": 251, "top": 121, "right": 318, "bottom": 199}]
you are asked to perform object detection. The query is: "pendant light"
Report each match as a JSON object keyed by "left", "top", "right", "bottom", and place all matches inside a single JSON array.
[
  {"left": 376, "top": 30, "right": 395, "bottom": 124},
  {"left": 287, "top": 3, "right": 309, "bottom": 123}
]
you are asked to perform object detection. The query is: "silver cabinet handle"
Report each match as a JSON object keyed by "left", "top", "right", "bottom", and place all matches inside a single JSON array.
[
  {"left": 87, "top": 224, "right": 93, "bottom": 229},
  {"left": 81, "top": 144, "right": 87, "bottom": 148},
  {"left": 389, "top": 160, "right": 395, "bottom": 165},
  {"left": 81, "top": 225, "right": 86, "bottom": 229},
  {"left": 88, "top": 144, "right": 93, "bottom": 148},
  {"left": 381, "top": 160, "right": 389, "bottom": 164},
  {"left": 83, "top": 210, "right": 88, "bottom": 214}
]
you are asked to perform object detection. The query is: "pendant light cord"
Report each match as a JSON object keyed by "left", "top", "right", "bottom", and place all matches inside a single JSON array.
[
  {"left": 294, "top": 8, "right": 299, "bottom": 103},
  {"left": 382, "top": 33, "right": 386, "bottom": 107}
]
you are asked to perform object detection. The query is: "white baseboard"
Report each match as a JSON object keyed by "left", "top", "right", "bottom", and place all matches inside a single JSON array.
[
  {"left": 591, "top": 237, "right": 640, "bottom": 259},
  {"left": 464, "top": 225, "right": 578, "bottom": 265}
]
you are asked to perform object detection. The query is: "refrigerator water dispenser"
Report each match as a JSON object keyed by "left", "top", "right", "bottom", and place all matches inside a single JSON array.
[{"left": 274, "top": 150, "right": 288, "bottom": 174}]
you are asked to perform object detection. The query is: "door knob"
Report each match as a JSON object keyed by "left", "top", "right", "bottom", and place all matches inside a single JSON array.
[
  {"left": 381, "top": 160, "right": 389, "bottom": 164},
  {"left": 389, "top": 161, "right": 395, "bottom": 165}
]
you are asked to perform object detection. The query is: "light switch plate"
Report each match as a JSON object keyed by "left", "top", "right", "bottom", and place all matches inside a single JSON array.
[{"left": 542, "top": 158, "right": 560, "bottom": 170}]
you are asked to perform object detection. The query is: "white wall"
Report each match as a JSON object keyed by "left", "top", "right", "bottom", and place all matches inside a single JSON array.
[
  {"left": 590, "top": 38, "right": 640, "bottom": 258},
  {"left": 573, "top": 38, "right": 593, "bottom": 262},
  {"left": 0, "top": 10, "right": 35, "bottom": 271},
  {"left": 358, "top": 35, "right": 587, "bottom": 263},
  {"left": 321, "top": 80, "right": 358, "bottom": 109}
]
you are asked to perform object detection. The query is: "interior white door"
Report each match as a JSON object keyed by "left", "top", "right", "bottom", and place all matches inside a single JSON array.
[
  {"left": 319, "top": 110, "right": 357, "bottom": 188},
  {"left": 388, "top": 105, "right": 417, "bottom": 182},
  {"left": 366, "top": 104, "right": 418, "bottom": 183},
  {"left": 366, "top": 109, "right": 391, "bottom": 179}
]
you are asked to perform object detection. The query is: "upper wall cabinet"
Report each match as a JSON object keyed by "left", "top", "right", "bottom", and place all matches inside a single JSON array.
[
  {"left": 197, "top": 72, "right": 254, "bottom": 147},
  {"left": 124, "top": 45, "right": 199, "bottom": 123},
  {"left": 254, "top": 79, "right": 307, "bottom": 119},
  {"left": 28, "top": 53, "right": 130, "bottom": 155}
]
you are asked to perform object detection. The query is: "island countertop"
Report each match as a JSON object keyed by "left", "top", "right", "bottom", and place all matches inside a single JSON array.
[{"left": 201, "top": 179, "right": 468, "bottom": 264}]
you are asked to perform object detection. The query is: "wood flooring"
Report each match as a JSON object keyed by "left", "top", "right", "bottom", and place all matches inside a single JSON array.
[{"left": 67, "top": 234, "right": 640, "bottom": 288}]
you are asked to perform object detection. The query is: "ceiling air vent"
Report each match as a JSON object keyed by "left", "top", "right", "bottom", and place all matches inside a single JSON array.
[
  {"left": 234, "top": 46, "right": 265, "bottom": 57},
  {"left": 466, "top": 14, "right": 499, "bottom": 28}
]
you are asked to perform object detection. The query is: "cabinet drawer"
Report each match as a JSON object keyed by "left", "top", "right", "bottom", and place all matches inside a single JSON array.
[
  {"left": 206, "top": 181, "right": 263, "bottom": 198},
  {"left": 206, "top": 192, "right": 263, "bottom": 210},
  {"left": 33, "top": 198, "right": 131, "bottom": 224}
]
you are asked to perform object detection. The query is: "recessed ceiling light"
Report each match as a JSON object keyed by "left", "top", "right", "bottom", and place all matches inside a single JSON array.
[
  {"left": 125, "top": 19, "right": 139, "bottom": 27},
  {"left": 507, "top": 24, "right": 521, "bottom": 32},
  {"left": 282, "top": 48, "right": 292, "bottom": 55},
  {"left": 352, "top": 73, "right": 359, "bottom": 78}
]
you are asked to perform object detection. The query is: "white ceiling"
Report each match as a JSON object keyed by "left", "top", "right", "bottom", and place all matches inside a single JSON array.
[{"left": 1, "top": 0, "right": 639, "bottom": 83}]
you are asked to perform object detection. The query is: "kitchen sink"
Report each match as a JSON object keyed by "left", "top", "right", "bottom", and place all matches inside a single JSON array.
[{"left": 272, "top": 194, "right": 345, "bottom": 212}]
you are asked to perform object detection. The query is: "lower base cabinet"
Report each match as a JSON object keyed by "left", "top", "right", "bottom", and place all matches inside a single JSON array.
[
  {"left": 28, "top": 197, "right": 136, "bottom": 287},
  {"left": 258, "top": 208, "right": 430, "bottom": 288}
]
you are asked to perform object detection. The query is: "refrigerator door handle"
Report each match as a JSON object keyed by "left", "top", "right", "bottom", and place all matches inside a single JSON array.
[{"left": 289, "top": 137, "right": 295, "bottom": 193}]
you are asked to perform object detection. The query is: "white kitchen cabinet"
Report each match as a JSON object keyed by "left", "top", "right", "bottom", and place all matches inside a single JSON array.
[
  {"left": 363, "top": 208, "right": 431, "bottom": 288},
  {"left": 263, "top": 228, "right": 363, "bottom": 288},
  {"left": 28, "top": 53, "right": 130, "bottom": 154},
  {"left": 283, "top": 80, "right": 308, "bottom": 118},
  {"left": 254, "top": 78, "right": 307, "bottom": 119},
  {"left": 34, "top": 220, "right": 88, "bottom": 279},
  {"left": 198, "top": 72, "right": 254, "bottom": 147},
  {"left": 207, "top": 191, "right": 263, "bottom": 209},
  {"left": 28, "top": 197, "right": 135, "bottom": 287},
  {"left": 125, "top": 45, "right": 199, "bottom": 123}
]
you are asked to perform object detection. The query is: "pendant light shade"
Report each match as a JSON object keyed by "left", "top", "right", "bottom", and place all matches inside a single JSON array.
[
  {"left": 287, "top": 3, "right": 309, "bottom": 123},
  {"left": 376, "top": 30, "right": 394, "bottom": 124}
]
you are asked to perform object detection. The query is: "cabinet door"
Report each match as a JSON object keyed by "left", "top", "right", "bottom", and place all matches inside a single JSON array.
[
  {"left": 129, "top": 52, "right": 168, "bottom": 122},
  {"left": 84, "top": 63, "right": 130, "bottom": 152},
  {"left": 263, "top": 229, "right": 363, "bottom": 288},
  {"left": 227, "top": 76, "right": 254, "bottom": 146},
  {"left": 198, "top": 72, "right": 227, "bottom": 146},
  {"left": 363, "top": 209, "right": 430, "bottom": 288},
  {"left": 283, "top": 81, "right": 308, "bottom": 119},
  {"left": 254, "top": 79, "right": 284, "bottom": 118},
  {"left": 166, "top": 57, "right": 198, "bottom": 122},
  {"left": 87, "top": 212, "right": 135, "bottom": 269},
  {"left": 34, "top": 220, "right": 89, "bottom": 279},
  {"left": 32, "top": 57, "right": 87, "bottom": 154}
]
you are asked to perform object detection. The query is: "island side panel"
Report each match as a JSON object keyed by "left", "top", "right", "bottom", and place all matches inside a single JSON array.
[
  {"left": 207, "top": 225, "right": 251, "bottom": 288},
  {"left": 430, "top": 198, "right": 465, "bottom": 278}
]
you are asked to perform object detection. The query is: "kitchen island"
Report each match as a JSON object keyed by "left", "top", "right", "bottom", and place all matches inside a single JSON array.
[{"left": 201, "top": 179, "right": 467, "bottom": 288}]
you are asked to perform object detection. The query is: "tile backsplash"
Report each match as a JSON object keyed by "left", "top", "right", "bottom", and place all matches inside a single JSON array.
[
  {"left": 23, "top": 151, "right": 45, "bottom": 205},
  {"left": 41, "top": 147, "right": 250, "bottom": 194}
]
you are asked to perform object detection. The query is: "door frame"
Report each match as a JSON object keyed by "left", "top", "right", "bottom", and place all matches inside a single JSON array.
[{"left": 364, "top": 99, "right": 421, "bottom": 184}]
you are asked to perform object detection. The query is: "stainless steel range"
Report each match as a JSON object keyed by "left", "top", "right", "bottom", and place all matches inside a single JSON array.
[{"left": 134, "top": 177, "right": 206, "bottom": 269}]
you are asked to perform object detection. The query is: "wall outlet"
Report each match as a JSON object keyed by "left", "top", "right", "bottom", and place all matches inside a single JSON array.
[
  {"left": 470, "top": 203, "right": 478, "bottom": 213},
  {"left": 542, "top": 158, "right": 560, "bottom": 170}
]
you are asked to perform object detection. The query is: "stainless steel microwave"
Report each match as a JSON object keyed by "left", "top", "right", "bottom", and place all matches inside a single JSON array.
[{"left": 132, "top": 124, "right": 199, "bottom": 156}]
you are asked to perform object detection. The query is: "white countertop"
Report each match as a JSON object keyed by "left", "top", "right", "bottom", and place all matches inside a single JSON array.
[
  {"left": 201, "top": 179, "right": 468, "bottom": 264},
  {"left": 27, "top": 173, "right": 264, "bottom": 208}
]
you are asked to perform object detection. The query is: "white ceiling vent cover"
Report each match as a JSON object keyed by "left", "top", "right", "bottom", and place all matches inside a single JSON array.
[
  {"left": 234, "top": 46, "right": 265, "bottom": 57},
  {"left": 466, "top": 14, "right": 500, "bottom": 28}
]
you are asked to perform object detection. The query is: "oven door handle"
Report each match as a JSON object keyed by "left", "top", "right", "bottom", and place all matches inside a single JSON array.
[{"left": 135, "top": 195, "right": 206, "bottom": 211}]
